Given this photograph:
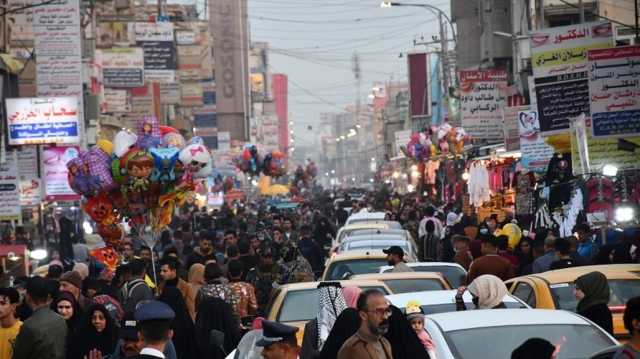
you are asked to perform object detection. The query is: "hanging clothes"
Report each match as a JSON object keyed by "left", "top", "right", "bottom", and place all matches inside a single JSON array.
[
  {"left": 546, "top": 153, "right": 573, "bottom": 210},
  {"left": 552, "top": 188, "right": 584, "bottom": 237},
  {"left": 515, "top": 171, "right": 536, "bottom": 216},
  {"left": 424, "top": 160, "right": 440, "bottom": 185},
  {"left": 468, "top": 161, "right": 491, "bottom": 207}
]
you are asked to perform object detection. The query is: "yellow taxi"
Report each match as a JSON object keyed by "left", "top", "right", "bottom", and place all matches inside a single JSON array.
[
  {"left": 349, "top": 272, "right": 452, "bottom": 293},
  {"left": 506, "top": 264, "right": 640, "bottom": 340},
  {"left": 264, "top": 279, "right": 390, "bottom": 344},
  {"left": 321, "top": 249, "right": 403, "bottom": 281}
]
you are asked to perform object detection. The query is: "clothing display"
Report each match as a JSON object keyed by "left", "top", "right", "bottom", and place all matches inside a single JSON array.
[
  {"left": 545, "top": 153, "right": 573, "bottom": 210},
  {"left": 468, "top": 161, "right": 491, "bottom": 207},
  {"left": 424, "top": 160, "right": 440, "bottom": 185},
  {"left": 515, "top": 171, "right": 535, "bottom": 216}
]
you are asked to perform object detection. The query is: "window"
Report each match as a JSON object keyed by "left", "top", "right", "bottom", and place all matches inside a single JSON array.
[
  {"left": 550, "top": 280, "right": 640, "bottom": 312},
  {"left": 512, "top": 282, "right": 536, "bottom": 307},
  {"left": 277, "top": 289, "right": 319, "bottom": 322},
  {"left": 326, "top": 259, "right": 388, "bottom": 280},
  {"left": 383, "top": 279, "right": 445, "bottom": 294}
]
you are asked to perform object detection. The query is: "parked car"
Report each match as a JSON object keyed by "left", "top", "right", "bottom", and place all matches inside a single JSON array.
[
  {"left": 344, "top": 211, "right": 387, "bottom": 226},
  {"left": 332, "top": 223, "right": 405, "bottom": 250},
  {"left": 379, "top": 261, "right": 468, "bottom": 287},
  {"left": 386, "top": 289, "right": 528, "bottom": 314},
  {"left": 349, "top": 272, "right": 451, "bottom": 293},
  {"left": 337, "top": 234, "right": 418, "bottom": 261},
  {"left": 322, "top": 249, "right": 412, "bottom": 280},
  {"left": 506, "top": 264, "right": 640, "bottom": 339},
  {"left": 422, "top": 309, "right": 618, "bottom": 359}
]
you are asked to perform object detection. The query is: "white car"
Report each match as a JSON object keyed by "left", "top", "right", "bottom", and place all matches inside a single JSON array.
[
  {"left": 344, "top": 211, "right": 387, "bottom": 226},
  {"left": 379, "top": 262, "right": 467, "bottom": 288},
  {"left": 332, "top": 222, "right": 404, "bottom": 250},
  {"left": 338, "top": 234, "right": 418, "bottom": 261},
  {"left": 386, "top": 290, "right": 528, "bottom": 314},
  {"left": 422, "top": 309, "right": 618, "bottom": 359}
]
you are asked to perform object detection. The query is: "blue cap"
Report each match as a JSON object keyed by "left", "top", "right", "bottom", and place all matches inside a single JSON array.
[
  {"left": 134, "top": 300, "right": 175, "bottom": 322},
  {"left": 256, "top": 320, "right": 298, "bottom": 347}
]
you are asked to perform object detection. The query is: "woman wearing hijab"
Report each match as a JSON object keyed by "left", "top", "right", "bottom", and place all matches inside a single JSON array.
[
  {"left": 300, "top": 285, "right": 348, "bottom": 359},
  {"left": 53, "top": 291, "right": 83, "bottom": 338},
  {"left": 158, "top": 286, "right": 199, "bottom": 358},
  {"left": 385, "top": 305, "right": 431, "bottom": 358},
  {"left": 575, "top": 271, "right": 613, "bottom": 334},
  {"left": 67, "top": 303, "right": 119, "bottom": 359},
  {"left": 318, "top": 287, "right": 362, "bottom": 359},
  {"left": 195, "top": 296, "right": 242, "bottom": 359},
  {"left": 456, "top": 274, "right": 508, "bottom": 310}
]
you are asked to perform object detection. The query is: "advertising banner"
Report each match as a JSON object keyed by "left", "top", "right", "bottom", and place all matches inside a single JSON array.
[
  {"left": 530, "top": 22, "right": 613, "bottom": 134},
  {"left": 7, "top": 0, "right": 34, "bottom": 43},
  {"left": 132, "top": 22, "right": 174, "bottom": 42},
  {"left": 20, "top": 177, "right": 41, "bottom": 207},
  {"left": 0, "top": 156, "right": 21, "bottom": 221},
  {"left": 459, "top": 69, "right": 507, "bottom": 143},
  {"left": 159, "top": 82, "right": 181, "bottom": 104},
  {"left": 139, "top": 41, "right": 177, "bottom": 70},
  {"left": 99, "top": 48, "right": 144, "bottom": 87},
  {"left": 42, "top": 145, "right": 80, "bottom": 201},
  {"left": 407, "top": 53, "right": 431, "bottom": 118},
  {"left": 394, "top": 129, "right": 412, "bottom": 158},
  {"left": 6, "top": 97, "right": 80, "bottom": 145},
  {"left": 587, "top": 45, "right": 640, "bottom": 138},
  {"left": 101, "top": 89, "right": 130, "bottom": 113},
  {"left": 33, "top": 0, "right": 84, "bottom": 144},
  {"left": 517, "top": 109, "right": 555, "bottom": 172},
  {"left": 502, "top": 106, "right": 528, "bottom": 151},
  {"left": 17, "top": 146, "right": 38, "bottom": 177}
]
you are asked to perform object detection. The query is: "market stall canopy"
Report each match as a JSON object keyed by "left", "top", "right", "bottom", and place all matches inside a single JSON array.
[{"left": 261, "top": 184, "right": 290, "bottom": 196}]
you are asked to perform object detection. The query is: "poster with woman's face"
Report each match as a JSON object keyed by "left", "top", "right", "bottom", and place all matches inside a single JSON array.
[{"left": 43, "top": 146, "right": 80, "bottom": 201}]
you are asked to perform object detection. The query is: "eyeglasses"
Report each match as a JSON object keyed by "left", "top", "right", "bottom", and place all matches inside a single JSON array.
[{"left": 368, "top": 307, "right": 392, "bottom": 317}]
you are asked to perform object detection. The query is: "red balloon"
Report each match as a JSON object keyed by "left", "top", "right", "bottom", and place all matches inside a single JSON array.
[{"left": 159, "top": 125, "right": 179, "bottom": 136}]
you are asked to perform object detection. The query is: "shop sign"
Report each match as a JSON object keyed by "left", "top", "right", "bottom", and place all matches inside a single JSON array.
[
  {"left": 6, "top": 97, "right": 80, "bottom": 145},
  {"left": 99, "top": 48, "right": 145, "bottom": 87},
  {"left": 458, "top": 69, "right": 507, "bottom": 143},
  {"left": 17, "top": 146, "right": 38, "bottom": 177},
  {"left": 587, "top": 45, "right": 640, "bottom": 138},
  {"left": 502, "top": 106, "right": 528, "bottom": 151},
  {"left": 394, "top": 129, "right": 411, "bottom": 158},
  {"left": 43, "top": 145, "right": 80, "bottom": 201},
  {"left": 159, "top": 82, "right": 181, "bottom": 104},
  {"left": 20, "top": 177, "right": 41, "bottom": 207},
  {"left": 517, "top": 109, "right": 555, "bottom": 172},
  {"left": 101, "top": 89, "right": 130, "bottom": 113},
  {"left": 0, "top": 156, "right": 21, "bottom": 221},
  {"left": 530, "top": 22, "right": 613, "bottom": 134},
  {"left": 132, "top": 22, "right": 174, "bottom": 42}
]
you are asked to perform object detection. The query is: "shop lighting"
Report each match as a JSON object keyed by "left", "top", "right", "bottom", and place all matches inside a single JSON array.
[
  {"left": 371, "top": 157, "right": 376, "bottom": 161},
  {"left": 369, "top": 178, "right": 374, "bottom": 183},
  {"left": 615, "top": 206, "right": 634, "bottom": 222},
  {"left": 355, "top": 124, "right": 362, "bottom": 129},
  {"left": 331, "top": 169, "right": 336, "bottom": 174},
  {"left": 392, "top": 171, "right": 400, "bottom": 179},
  {"left": 30, "top": 249, "right": 48, "bottom": 261},
  {"left": 401, "top": 173, "right": 408, "bottom": 180},
  {"left": 336, "top": 138, "right": 341, "bottom": 142},
  {"left": 251, "top": 180, "right": 258, "bottom": 186},
  {"left": 407, "top": 184, "right": 415, "bottom": 192},
  {"left": 411, "top": 171, "right": 420, "bottom": 178},
  {"left": 380, "top": 1, "right": 392, "bottom": 7},
  {"left": 410, "top": 165, "right": 418, "bottom": 171},
  {"left": 347, "top": 132, "right": 356, "bottom": 138},
  {"left": 7, "top": 252, "right": 19, "bottom": 261},
  {"left": 462, "top": 172, "right": 470, "bottom": 181},
  {"left": 83, "top": 220, "right": 93, "bottom": 235},
  {"left": 602, "top": 164, "right": 618, "bottom": 177},
  {"left": 368, "top": 94, "right": 375, "bottom": 99},
  {"left": 495, "top": 147, "right": 506, "bottom": 153},
  {"left": 325, "top": 172, "right": 329, "bottom": 176},
  {"left": 340, "top": 135, "right": 346, "bottom": 140}
]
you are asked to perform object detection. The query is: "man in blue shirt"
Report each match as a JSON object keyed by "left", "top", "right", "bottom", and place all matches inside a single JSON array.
[{"left": 532, "top": 236, "right": 558, "bottom": 273}]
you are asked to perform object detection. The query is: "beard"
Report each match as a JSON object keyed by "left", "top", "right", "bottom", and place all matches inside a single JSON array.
[{"left": 369, "top": 318, "right": 389, "bottom": 336}]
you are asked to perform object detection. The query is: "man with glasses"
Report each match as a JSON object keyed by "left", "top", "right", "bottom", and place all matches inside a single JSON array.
[{"left": 337, "top": 289, "right": 393, "bottom": 359}]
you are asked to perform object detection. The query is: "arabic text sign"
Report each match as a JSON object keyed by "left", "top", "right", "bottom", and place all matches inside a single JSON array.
[
  {"left": 139, "top": 41, "right": 177, "bottom": 70},
  {"left": 101, "top": 88, "right": 130, "bottom": 113},
  {"left": 20, "top": 177, "right": 41, "bottom": 207},
  {"left": 459, "top": 70, "right": 507, "bottom": 143},
  {"left": 588, "top": 45, "right": 640, "bottom": 138},
  {"left": 535, "top": 71, "right": 590, "bottom": 133},
  {"left": 517, "top": 109, "right": 555, "bottom": 172},
  {"left": 0, "top": 156, "right": 21, "bottom": 221},
  {"left": 132, "top": 22, "right": 174, "bottom": 42},
  {"left": 6, "top": 97, "right": 80, "bottom": 145},
  {"left": 43, "top": 146, "right": 80, "bottom": 201},
  {"left": 99, "top": 48, "right": 144, "bottom": 87}
]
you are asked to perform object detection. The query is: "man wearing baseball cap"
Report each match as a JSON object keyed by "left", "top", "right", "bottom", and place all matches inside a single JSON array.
[
  {"left": 383, "top": 246, "right": 414, "bottom": 273},
  {"left": 256, "top": 320, "right": 300, "bottom": 359},
  {"left": 110, "top": 312, "right": 177, "bottom": 359}
]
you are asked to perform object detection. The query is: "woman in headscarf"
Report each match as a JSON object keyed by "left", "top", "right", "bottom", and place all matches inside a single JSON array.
[
  {"left": 456, "top": 274, "right": 508, "bottom": 310},
  {"left": 67, "top": 303, "right": 119, "bottom": 359},
  {"left": 195, "top": 296, "right": 241, "bottom": 359},
  {"left": 158, "top": 286, "right": 199, "bottom": 358},
  {"left": 52, "top": 291, "right": 83, "bottom": 337},
  {"left": 188, "top": 263, "right": 205, "bottom": 291},
  {"left": 575, "top": 271, "right": 613, "bottom": 334},
  {"left": 300, "top": 284, "right": 348, "bottom": 359},
  {"left": 385, "top": 304, "right": 431, "bottom": 358},
  {"left": 317, "top": 287, "right": 364, "bottom": 359}
]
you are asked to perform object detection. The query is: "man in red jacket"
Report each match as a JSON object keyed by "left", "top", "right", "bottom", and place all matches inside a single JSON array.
[{"left": 467, "top": 236, "right": 515, "bottom": 284}]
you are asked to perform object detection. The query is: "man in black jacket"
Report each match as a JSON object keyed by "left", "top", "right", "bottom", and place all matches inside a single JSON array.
[{"left": 121, "top": 259, "right": 153, "bottom": 314}]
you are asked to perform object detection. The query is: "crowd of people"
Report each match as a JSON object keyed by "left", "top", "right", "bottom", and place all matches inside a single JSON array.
[{"left": 0, "top": 188, "right": 638, "bottom": 359}]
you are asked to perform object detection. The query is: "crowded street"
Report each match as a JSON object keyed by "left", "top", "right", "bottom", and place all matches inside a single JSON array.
[{"left": 1, "top": 0, "right": 640, "bottom": 359}]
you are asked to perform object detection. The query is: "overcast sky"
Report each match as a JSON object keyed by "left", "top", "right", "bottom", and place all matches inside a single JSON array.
[{"left": 247, "top": 0, "right": 450, "bottom": 142}]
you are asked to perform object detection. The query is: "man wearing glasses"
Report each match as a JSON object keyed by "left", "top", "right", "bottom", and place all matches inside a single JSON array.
[{"left": 337, "top": 289, "right": 393, "bottom": 359}]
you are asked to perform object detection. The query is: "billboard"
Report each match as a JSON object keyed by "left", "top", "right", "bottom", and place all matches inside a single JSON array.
[
  {"left": 458, "top": 69, "right": 507, "bottom": 143},
  {"left": 530, "top": 22, "right": 613, "bottom": 134},
  {"left": 0, "top": 156, "right": 21, "bottom": 221},
  {"left": 99, "top": 48, "right": 145, "bottom": 87},
  {"left": 587, "top": 45, "right": 640, "bottom": 138},
  {"left": 210, "top": 0, "right": 249, "bottom": 140},
  {"left": 6, "top": 97, "right": 80, "bottom": 145},
  {"left": 407, "top": 53, "right": 431, "bottom": 118},
  {"left": 43, "top": 146, "right": 81, "bottom": 201}
]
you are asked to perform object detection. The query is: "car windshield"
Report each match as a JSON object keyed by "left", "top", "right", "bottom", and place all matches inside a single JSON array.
[
  {"left": 550, "top": 279, "right": 640, "bottom": 311},
  {"left": 327, "top": 259, "right": 388, "bottom": 280},
  {"left": 383, "top": 265, "right": 467, "bottom": 287},
  {"left": 342, "top": 240, "right": 408, "bottom": 252},
  {"left": 278, "top": 286, "right": 388, "bottom": 322},
  {"left": 421, "top": 301, "right": 526, "bottom": 314},
  {"left": 444, "top": 324, "right": 614, "bottom": 359},
  {"left": 382, "top": 279, "right": 445, "bottom": 294}
]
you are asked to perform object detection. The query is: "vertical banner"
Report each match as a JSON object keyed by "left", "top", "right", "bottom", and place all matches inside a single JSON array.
[
  {"left": 33, "top": 0, "right": 84, "bottom": 146},
  {"left": 0, "top": 155, "right": 21, "bottom": 221},
  {"left": 42, "top": 146, "right": 80, "bottom": 201},
  {"left": 407, "top": 53, "right": 431, "bottom": 118},
  {"left": 518, "top": 109, "right": 555, "bottom": 172},
  {"left": 459, "top": 69, "right": 507, "bottom": 143},
  {"left": 210, "top": 0, "right": 249, "bottom": 140},
  {"left": 588, "top": 45, "right": 640, "bottom": 138},
  {"left": 502, "top": 106, "right": 528, "bottom": 151},
  {"left": 530, "top": 22, "right": 613, "bottom": 135},
  {"left": 571, "top": 113, "right": 591, "bottom": 174}
]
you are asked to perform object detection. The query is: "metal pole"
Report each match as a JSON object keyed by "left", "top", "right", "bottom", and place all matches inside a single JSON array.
[
  {"left": 539, "top": 0, "right": 545, "bottom": 29},
  {"left": 635, "top": 0, "right": 639, "bottom": 43},
  {"left": 439, "top": 12, "right": 449, "bottom": 107},
  {"left": 579, "top": 0, "right": 584, "bottom": 23}
]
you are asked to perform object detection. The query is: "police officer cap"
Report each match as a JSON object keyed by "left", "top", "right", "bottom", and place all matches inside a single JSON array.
[
  {"left": 256, "top": 320, "right": 299, "bottom": 347},
  {"left": 134, "top": 300, "right": 175, "bottom": 322}
]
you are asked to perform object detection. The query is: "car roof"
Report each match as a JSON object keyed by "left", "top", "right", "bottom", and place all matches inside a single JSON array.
[
  {"left": 508, "top": 264, "right": 640, "bottom": 284},
  {"left": 342, "top": 234, "right": 406, "bottom": 242},
  {"left": 426, "top": 309, "right": 590, "bottom": 332},
  {"left": 351, "top": 272, "right": 446, "bottom": 281},
  {"left": 339, "top": 223, "right": 391, "bottom": 231},
  {"left": 348, "top": 211, "right": 386, "bottom": 219},
  {"left": 380, "top": 262, "right": 465, "bottom": 270},
  {"left": 386, "top": 290, "right": 522, "bottom": 308},
  {"left": 328, "top": 249, "right": 388, "bottom": 261},
  {"left": 275, "top": 279, "right": 388, "bottom": 292},
  {"left": 347, "top": 228, "right": 407, "bottom": 235}
]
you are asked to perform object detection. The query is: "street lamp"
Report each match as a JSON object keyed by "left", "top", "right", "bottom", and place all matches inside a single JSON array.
[{"left": 380, "top": 1, "right": 456, "bottom": 42}]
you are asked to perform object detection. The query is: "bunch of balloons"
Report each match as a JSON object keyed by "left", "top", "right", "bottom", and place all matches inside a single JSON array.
[
  {"left": 402, "top": 122, "right": 471, "bottom": 161},
  {"left": 403, "top": 132, "right": 432, "bottom": 161},
  {"left": 235, "top": 144, "right": 262, "bottom": 176},
  {"left": 262, "top": 150, "right": 287, "bottom": 177},
  {"left": 68, "top": 116, "right": 213, "bottom": 248}
]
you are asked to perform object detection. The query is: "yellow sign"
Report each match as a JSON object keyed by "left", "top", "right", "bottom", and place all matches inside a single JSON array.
[{"left": 571, "top": 121, "right": 640, "bottom": 174}]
